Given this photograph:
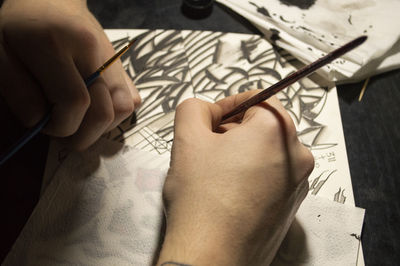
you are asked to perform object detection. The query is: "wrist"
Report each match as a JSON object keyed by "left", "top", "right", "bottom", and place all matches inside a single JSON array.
[{"left": 157, "top": 221, "right": 245, "bottom": 266}]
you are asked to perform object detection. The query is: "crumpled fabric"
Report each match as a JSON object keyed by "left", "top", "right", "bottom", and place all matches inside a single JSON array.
[{"left": 217, "top": 0, "right": 400, "bottom": 83}]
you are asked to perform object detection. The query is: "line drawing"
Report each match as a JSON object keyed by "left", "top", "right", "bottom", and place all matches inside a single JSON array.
[{"left": 106, "top": 30, "right": 337, "bottom": 154}]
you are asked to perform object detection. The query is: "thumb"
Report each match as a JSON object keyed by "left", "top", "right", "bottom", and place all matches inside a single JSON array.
[
  {"left": 215, "top": 89, "right": 262, "bottom": 123},
  {"left": 174, "top": 98, "right": 223, "bottom": 135}
]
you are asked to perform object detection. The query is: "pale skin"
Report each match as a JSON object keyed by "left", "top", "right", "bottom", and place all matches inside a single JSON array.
[
  {"left": 158, "top": 91, "right": 314, "bottom": 265},
  {"left": 0, "top": 0, "right": 141, "bottom": 150},
  {"left": 0, "top": 1, "right": 315, "bottom": 264}
]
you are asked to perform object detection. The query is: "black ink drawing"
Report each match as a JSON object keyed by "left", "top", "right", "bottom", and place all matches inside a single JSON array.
[
  {"left": 334, "top": 187, "right": 347, "bottom": 203},
  {"left": 309, "top": 170, "right": 337, "bottom": 193},
  {"left": 106, "top": 30, "right": 337, "bottom": 155},
  {"left": 106, "top": 30, "right": 192, "bottom": 154}
]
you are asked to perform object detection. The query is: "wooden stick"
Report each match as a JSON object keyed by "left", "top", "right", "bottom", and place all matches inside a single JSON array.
[{"left": 358, "top": 77, "right": 370, "bottom": 102}]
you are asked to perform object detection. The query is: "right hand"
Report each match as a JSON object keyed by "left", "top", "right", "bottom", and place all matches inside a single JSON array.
[
  {"left": 0, "top": 0, "right": 141, "bottom": 150},
  {"left": 158, "top": 90, "right": 315, "bottom": 265}
]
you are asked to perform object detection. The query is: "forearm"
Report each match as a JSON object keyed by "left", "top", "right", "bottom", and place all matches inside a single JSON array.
[
  {"left": 3, "top": 0, "right": 86, "bottom": 4},
  {"left": 1, "top": 0, "right": 88, "bottom": 12}
]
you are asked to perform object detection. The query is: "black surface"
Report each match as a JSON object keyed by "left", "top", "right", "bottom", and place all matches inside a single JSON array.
[
  {"left": 338, "top": 71, "right": 400, "bottom": 265},
  {"left": 0, "top": 0, "right": 399, "bottom": 264}
]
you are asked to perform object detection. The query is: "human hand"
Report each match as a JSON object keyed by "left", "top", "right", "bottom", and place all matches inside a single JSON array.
[
  {"left": 158, "top": 91, "right": 314, "bottom": 265},
  {"left": 0, "top": 0, "right": 140, "bottom": 150}
]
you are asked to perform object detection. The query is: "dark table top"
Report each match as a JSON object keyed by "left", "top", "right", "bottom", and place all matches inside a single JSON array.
[{"left": 1, "top": 1, "right": 399, "bottom": 264}]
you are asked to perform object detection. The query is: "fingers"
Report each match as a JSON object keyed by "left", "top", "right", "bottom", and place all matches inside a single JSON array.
[
  {"left": 2, "top": 20, "right": 139, "bottom": 148},
  {"left": 214, "top": 90, "right": 296, "bottom": 139},
  {"left": 0, "top": 4, "right": 141, "bottom": 150},
  {"left": 73, "top": 33, "right": 140, "bottom": 133},
  {"left": 174, "top": 98, "right": 223, "bottom": 136},
  {"left": 294, "top": 140, "right": 315, "bottom": 180},
  {"left": 241, "top": 95, "right": 298, "bottom": 139},
  {"left": 175, "top": 90, "right": 263, "bottom": 135},
  {"left": 65, "top": 78, "right": 114, "bottom": 150},
  {"left": 103, "top": 60, "right": 139, "bottom": 131},
  {"left": 175, "top": 90, "right": 290, "bottom": 136},
  {"left": 3, "top": 22, "right": 91, "bottom": 136},
  {"left": 0, "top": 44, "right": 47, "bottom": 128},
  {"left": 215, "top": 90, "right": 261, "bottom": 123},
  {"left": 239, "top": 94, "right": 314, "bottom": 184},
  {"left": 124, "top": 70, "right": 141, "bottom": 109}
]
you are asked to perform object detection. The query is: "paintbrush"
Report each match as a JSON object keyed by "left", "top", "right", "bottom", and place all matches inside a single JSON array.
[
  {"left": 0, "top": 39, "right": 136, "bottom": 166},
  {"left": 221, "top": 35, "right": 367, "bottom": 121}
]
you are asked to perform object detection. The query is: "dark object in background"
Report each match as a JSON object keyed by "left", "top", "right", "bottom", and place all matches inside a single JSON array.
[{"left": 181, "top": 0, "right": 214, "bottom": 19}]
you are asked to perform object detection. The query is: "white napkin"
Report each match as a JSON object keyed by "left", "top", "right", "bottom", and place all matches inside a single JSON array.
[
  {"left": 3, "top": 139, "right": 170, "bottom": 266},
  {"left": 3, "top": 139, "right": 364, "bottom": 266},
  {"left": 272, "top": 195, "right": 365, "bottom": 266},
  {"left": 217, "top": 0, "right": 400, "bottom": 82}
]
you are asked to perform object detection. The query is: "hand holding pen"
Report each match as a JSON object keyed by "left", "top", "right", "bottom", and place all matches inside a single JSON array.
[{"left": 0, "top": 0, "right": 141, "bottom": 164}]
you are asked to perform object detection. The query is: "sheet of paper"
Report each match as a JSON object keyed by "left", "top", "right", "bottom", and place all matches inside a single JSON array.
[{"left": 216, "top": 0, "right": 400, "bottom": 82}]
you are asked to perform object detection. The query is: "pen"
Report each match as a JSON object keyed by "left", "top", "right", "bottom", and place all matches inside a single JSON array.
[
  {"left": 0, "top": 39, "right": 136, "bottom": 166},
  {"left": 221, "top": 35, "right": 367, "bottom": 121}
]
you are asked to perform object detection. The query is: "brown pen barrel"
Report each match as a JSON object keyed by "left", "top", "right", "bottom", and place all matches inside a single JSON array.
[{"left": 221, "top": 35, "right": 367, "bottom": 121}]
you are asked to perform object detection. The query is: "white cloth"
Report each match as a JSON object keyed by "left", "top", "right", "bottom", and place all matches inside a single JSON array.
[
  {"left": 3, "top": 139, "right": 364, "bottom": 266},
  {"left": 3, "top": 139, "right": 169, "bottom": 266},
  {"left": 217, "top": 0, "right": 400, "bottom": 82}
]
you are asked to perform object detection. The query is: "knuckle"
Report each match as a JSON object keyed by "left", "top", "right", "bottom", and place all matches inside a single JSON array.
[
  {"left": 176, "top": 98, "right": 201, "bottom": 113},
  {"left": 28, "top": 23, "right": 64, "bottom": 57},
  {"left": 52, "top": 92, "right": 90, "bottom": 137},
  {"left": 253, "top": 110, "right": 282, "bottom": 134},
  {"left": 253, "top": 105, "right": 297, "bottom": 137},
  {"left": 114, "top": 98, "right": 135, "bottom": 118},
  {"left": 132, "top": 94, "right": 142, "bottom": 108},
  {"left": 280, "top": 110, "right": 297, "bottom": 138},
  {"left": 95, "top": 105, "right": 115, "bottom": 126},
  {"left": 73, "top": 26, "right": 99, "bottom": 51},
  {"left": 54, "top": 121, "right": 80, "bottom": 137},
  {"left": 69, "top": 89, "right": 91, "bottom": 113},
  {"left": 300, "top": 146, "right": 315, "bottom": 179},
  {"left": 40, "top": 27, "right": 59, "bottom": 50}
]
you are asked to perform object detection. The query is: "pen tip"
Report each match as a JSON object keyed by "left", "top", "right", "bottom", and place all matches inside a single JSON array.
[{"left": 360, "top": 35, "right": 368, "bottom": 42}]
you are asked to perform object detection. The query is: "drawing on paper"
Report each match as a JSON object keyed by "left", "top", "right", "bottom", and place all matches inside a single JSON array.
[{"left": 106, "top": 30, "right": 337, "bottom": 155}]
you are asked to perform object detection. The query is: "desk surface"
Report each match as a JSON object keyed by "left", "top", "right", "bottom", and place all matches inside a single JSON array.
[{"left": 1, "top": 1, "right": 399, "bottom": 264}]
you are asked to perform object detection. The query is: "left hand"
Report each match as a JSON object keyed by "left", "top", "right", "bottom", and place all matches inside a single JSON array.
[{"left": 0, "top": 0, "right": 141, "bottom": 150}]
